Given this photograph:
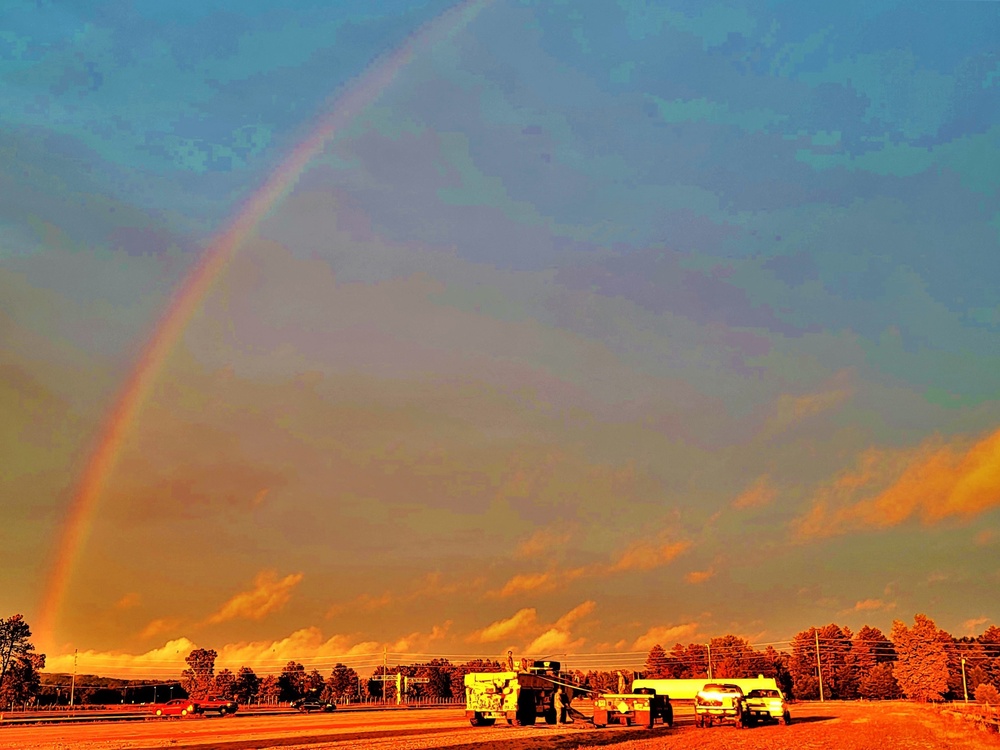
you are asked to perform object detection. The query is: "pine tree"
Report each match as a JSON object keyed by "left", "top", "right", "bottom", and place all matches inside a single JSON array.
[{"left": 644, "top": 644, "right": 670, "bottom": 678}]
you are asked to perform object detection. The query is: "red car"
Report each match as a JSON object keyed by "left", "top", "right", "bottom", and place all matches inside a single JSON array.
[{"left": 152, "top": 698, "right": 197, "bottom": 717}]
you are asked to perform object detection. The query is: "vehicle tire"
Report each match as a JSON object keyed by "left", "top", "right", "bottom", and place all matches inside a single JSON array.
[
  {"left": 664, "top": 704, "right": 674, "bottom": 728},
  {"left": 782, "top": 711, "right": 792, "bottom": 725},
  {"left": 470, "top": 711, "right": 489, "bottom": 727},
  {"left": 544, "top": 706, "right": 557, "bottom": 725}
]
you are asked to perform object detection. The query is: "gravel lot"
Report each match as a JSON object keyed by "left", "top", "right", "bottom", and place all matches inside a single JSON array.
[{"left": 1, "top": 701, "right": 998, "bottom": 750}]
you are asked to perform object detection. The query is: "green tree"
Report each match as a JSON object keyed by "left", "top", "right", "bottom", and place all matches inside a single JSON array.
[
  {"left": 213, "top": 669, "right": 236, "bottom": 699},
  {"left": 278, "top": 661, "right": 306, "bottom": 702},
  {"left": 858, "top": 662, "right": 901, "bottom": 700},
  {"left": 891, "top": 615, "right": 949, "bottom": 701},
  {"left": 324, "top": 663, "right": 359, "bottom": 702},
  {"left": 181, "top": 648, "right": 217, "bottom": 699},
  {"left": 233, "top": 667, "right": 259, "bottom": 705},
  {"left": 0, "top": 652, "right": 45, "bottom": 708},
  {"left": 644, "top": 644, "right": 670, "bottom": 678},
  {"left": 0, "top": 615, "right": 36, "bottom": 703},
  {"left": 259, "top": 674, "right": 281, "bottom": 705}
]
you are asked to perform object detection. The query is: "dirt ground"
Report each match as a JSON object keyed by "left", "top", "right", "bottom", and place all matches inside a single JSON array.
[{"left": 1, "top": 701, "right": 998, "bottom": 750}]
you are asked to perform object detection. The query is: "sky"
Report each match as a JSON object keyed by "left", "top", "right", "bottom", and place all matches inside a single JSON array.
[{"left": 2, "top": 0, "right": 999, "bottom": 680}]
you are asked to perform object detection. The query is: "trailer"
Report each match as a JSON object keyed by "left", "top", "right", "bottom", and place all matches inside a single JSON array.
[{"left": 592, "top": 687, "right": 673, "bottom": 728}]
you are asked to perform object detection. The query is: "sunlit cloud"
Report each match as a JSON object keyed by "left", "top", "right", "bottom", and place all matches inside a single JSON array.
[
  {"left": 497, "top": 572, "right": 557, "bottom": 597},
  {"left": 974, "top": 529, "right": 995, "bottom": 546},
  {"left": 515, "top": 528, "right": 572, "bottom": 558},
  {"left": 732, "top": 476, "right": 776, "bottom": 510},
  {"left": 115, "top": 593, "right": 140, "bottom": 610},
  {"left": 793, "top": 428, "right": 1000, "bottom": 539},
  {"left": 207, "top": 570, "right": 304, "bottom": 624},
  {"left": 140, "top": 618, "right": 183, "bottom": 640},
  {"left": 764, "top": 369, "right": 855, "bottom": 436},
  {"left": 611, "top": 539, "right": 691, "bottom": 572},
  {"left": 554, "top": 600, "right": 596, "bottom": 630},
  {"left": 686, "top": 568, "right": 716, "bottom": 584},
  {"left": 45, "top": 638, "right": 198, "bottom": 678},
  {"left": 963, "top": 616, "right": 989, "bottom": 636},
  {"left": 840, "top": 598, "right": 895, "bottom": 615},
  {"left": 467, "top": 609, "right": 538, "bottom": 644},
  {"left": 524, "top": 601, "right": 595, "bottom": 654},
  {"left": 631, "top": 622, "right": 700, "bottom": 651}
]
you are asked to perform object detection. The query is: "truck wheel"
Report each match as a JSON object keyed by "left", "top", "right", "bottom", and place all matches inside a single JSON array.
[
  {"left": 544, "top": 707, "right": 557, "bottom": 725},
  {"left": 782, "top": 711, "right": 792, "bottom": 725},
  {"left": 664, "top": 706, "right": 674, "bottom": 728}
]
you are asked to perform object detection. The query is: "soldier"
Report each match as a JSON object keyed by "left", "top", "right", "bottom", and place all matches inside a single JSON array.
[
  {"left": 617, "top": 670, "right": 626, "bottom": 694},
  {"left": 554, "top": 688, "right": 565, "bottom": 725},
  {"left": 506, "top": 650, "right": 515, "bottom": 671}
]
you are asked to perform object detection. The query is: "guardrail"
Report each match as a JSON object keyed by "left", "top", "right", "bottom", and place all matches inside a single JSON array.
[{"left": 941, "top": 703, "right": 1000, "bottom": 734}]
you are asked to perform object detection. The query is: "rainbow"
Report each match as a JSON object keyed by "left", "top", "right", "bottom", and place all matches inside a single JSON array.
[{"left": 36, "top": 0, "right": 490, "bottom": 649}]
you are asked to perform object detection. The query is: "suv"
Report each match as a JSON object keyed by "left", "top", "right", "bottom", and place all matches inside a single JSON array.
[
  {"left": 694, "top": 683, "right": 746, "bottom": 728},
  {"left": 192, "top": 697, "right": 238, "bottom": 715},
  {"left": 744, "top": 688, "right": 791, "bottom": 726}
]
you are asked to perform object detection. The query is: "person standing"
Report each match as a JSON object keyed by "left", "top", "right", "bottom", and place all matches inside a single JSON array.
[{"left": 554, "top": 688, "right": 565, "bottom": 725}]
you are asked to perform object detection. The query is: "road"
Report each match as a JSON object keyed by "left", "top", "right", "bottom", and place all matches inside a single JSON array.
[{"left": 0, "top": 701, "right": 996, "bottom": 749}]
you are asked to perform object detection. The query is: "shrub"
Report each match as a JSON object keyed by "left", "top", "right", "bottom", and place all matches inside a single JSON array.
[{"left": 975, "top": 683, "right": 1000, "bottom": 705}]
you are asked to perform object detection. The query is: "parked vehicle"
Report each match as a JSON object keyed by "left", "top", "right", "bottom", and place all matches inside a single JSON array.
[
  {"left": 592, "top": 687, "right": 673, "bottom": 728},
  {"left": 694, "top": 683, "right": 746, "bottom": 728},
  {"left": 465, "top": 660, "right": 564, "bottom": 727},
  {"left": 192, "top": 696, "right": 238, "bottom": 715},
  {"left": 291, "top": 698, "right": 336, "bottom": 713},
  {"left": 152, "top": 698, "right": 197, "bottom": 717},
  {"left": 744, "top": 687, "right": 791, "bottom": 726}
]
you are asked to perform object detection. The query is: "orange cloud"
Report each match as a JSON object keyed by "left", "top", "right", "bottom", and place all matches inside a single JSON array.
[
  {"left": 794, "top": 428, "right": 1000, "bottom": 539},
  {"left": 733, "top": 475, "right": 776, "bottom": 510},
  {"left": 115, "top": 593, "right": 140, "bottom": 610},
  {"left": 515, "top": 528, "right": 572, "bottom": 558},
  {"left": 207, "top": 570, "right": 303, "bottom": 624},
  {"left": 963, "top": 617, "right": 990, "bottom": 636},
  {"left": 631, "top": 622, "right": 700, "bottom": 651},
  {"left": 974, "top": 529, "right": 995, "bottom": 546},
  {"left": 611, "top": 540, "right": 691, "bottom": 572},
  {"left": 497, "top": 572, "right": 557, "bottom": 597},
  {"left": 685, "top": 568, "right": 715, "bottom": 584},
  {"left": 842, "top": 598, "right": 895, "bottom": 615},
  {"left": 765, "top": 370, "right": 855, "bottom": 436},
  {"left": 467, "top": 608, "right": 538, "bottom": 644},
  {"left": 140, "top": 618, "right": 182, "bottom": 640}
]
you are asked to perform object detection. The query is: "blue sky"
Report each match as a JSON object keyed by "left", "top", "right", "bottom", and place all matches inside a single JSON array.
[{"left": 2, "top": 0, "right": 999, "bottom": 677}]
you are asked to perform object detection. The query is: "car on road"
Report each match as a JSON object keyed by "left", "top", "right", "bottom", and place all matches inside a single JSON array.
[
  {"left": 291, "top": 698, "right": 336, "bottom": 713},
  {"left": 152, "top": 698, "right": 198, "bottom": 717},
  {"left": 694, "top": 683, "right": 746, "bottom": 728},
  {"left": 744, "top": 688, "right": 791, "bottom": 725},
  {"left": 192, "top": 697, "right": 239, "bottom": 715}
]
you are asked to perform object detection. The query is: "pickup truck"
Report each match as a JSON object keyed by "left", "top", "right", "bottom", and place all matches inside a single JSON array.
[{"left": 694, "top": 683, "right": 746, "bottom": 728}]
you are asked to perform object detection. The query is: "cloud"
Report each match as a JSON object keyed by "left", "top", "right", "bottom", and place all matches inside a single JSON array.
[
  {"left": 515, "top": 528, "right": 572, "bottom": 558},
  {"left": 842, "top": 598, "right": 895, "bottom": 615},
  {"left": 44, "top": 638, "right": 198, "bottom": 678},
  {"left": 631, "top": 623, "right": 700, "bottom": 651},
  {"left": 467, "top": 609, "right": 538, "bottom": 644},
  {"left": 140, "top": 618, "right": 183, "bottom": 639},
  {"left": 554, "top": 600, "right": 596, "bottom": 630},
  {"left": 497, "top": 572, "right": 557, "bottom": 597},
  {"left": 611, "top": 540, "right": 691, "bottom": 572},
  {"left": 206, "top": 570, "right": 303, "bottom": 624},
  {"left": 963, "top": 617, "right": 990, "bottom": 636},
  {"left": 115, "top": 593, "right": 140, "bottom": 610},
  {"left": 793, "top": 428, "right": 1000, "bottom": 539},
  {"left": 524, "top": 601, "right": 595, "bottom": 654},
  {"left": 685, "top": 568, "right": 716, "bottom": 584},
  {"left": 732, "top": 475, "right": 776, "bottom": 510},
  {"left": 974, "top": 529, "right": 995, "bottom": 546},
  {"left": 763, "top": 370, "right": 855, "bottom": 436}
]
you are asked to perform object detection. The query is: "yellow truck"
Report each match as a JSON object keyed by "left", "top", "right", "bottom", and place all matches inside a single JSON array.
[{"left": 464, "top": 660, "right": 564, "bottom": 726}]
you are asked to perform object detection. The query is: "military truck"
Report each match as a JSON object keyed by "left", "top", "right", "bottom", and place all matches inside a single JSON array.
[
  {"left": 464, "top": 660, "right": 564, "bottom": 726},
  {"left": 592, "top": 687, "right": 673, "bottom": 728}
]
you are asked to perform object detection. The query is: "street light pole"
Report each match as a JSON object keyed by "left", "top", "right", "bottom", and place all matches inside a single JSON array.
[{"left": 961, "top": 658, "right": 969, "bottom": 703}]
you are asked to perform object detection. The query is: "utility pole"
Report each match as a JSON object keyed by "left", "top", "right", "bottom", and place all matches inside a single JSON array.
[
  {"left": 814, "top": 630, "right": 825, "bottom": 702},
  {"left": 706, "top": 643, "right": 713, "bottom": 679},
  {"left": 70, "top": 649, "right": 77, "bottom": 709},
  {"left": 961, "top": 658, "right": 969, "bottom": 703},
  {"left": 383, "top": 647, "right": 388, "bottom": 705}
]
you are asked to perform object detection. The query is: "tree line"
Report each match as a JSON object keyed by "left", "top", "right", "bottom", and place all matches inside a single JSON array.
[{"left": 4, "top": 612, "right": 1000, "bottom": 708}]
